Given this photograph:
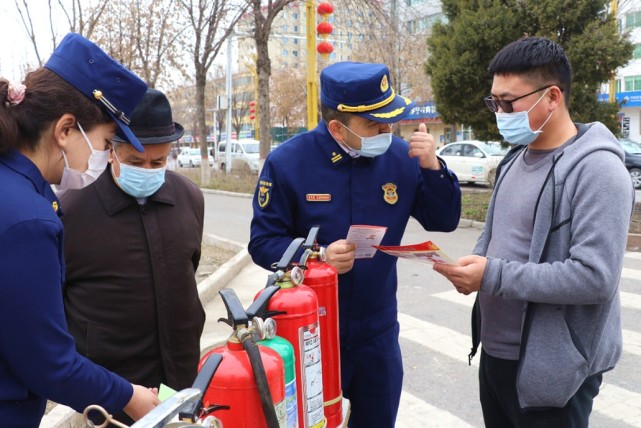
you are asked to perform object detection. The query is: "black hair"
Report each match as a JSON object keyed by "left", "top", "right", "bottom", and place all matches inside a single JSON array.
[
  {"left": 489, "top": 37, "right": 572, "bottom": 108},
  {"left": 320, "top": 103, "right": 353, "bottom": 126},
  {"left": 0, "top": 69, "right": 111, "bottom": 154}
]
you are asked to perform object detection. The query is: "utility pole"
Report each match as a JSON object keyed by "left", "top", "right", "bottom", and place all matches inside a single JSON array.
[
  {"left": 226, "top": 35, "right": 233, "bottom": 173},
  {"left": 306, "top": 0, "right": 318, "bottom": 130},
  {"left": 609, "top": 0, "right": 619, "bottom": 103}
]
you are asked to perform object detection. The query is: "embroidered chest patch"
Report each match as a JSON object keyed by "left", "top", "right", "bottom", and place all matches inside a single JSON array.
[{"left": 382, "top": 183, "right": 398, "bottom": 205}]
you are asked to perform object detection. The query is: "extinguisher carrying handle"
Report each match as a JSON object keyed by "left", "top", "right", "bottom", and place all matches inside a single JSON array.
[
  {"left": 246, "top": 285, "right": 281, "bottom": 319},
  {"left": 178, "top": 353, "right": 223, "bottom": 422},
  {"left": 303, "top": 225, "right": 321, "bottom": 251},
  {"left": 273, "top": 237, "right": 305, "bottom": 272},
  {"left": 217, "top": 288, "right": 248, "bottom": 328}
]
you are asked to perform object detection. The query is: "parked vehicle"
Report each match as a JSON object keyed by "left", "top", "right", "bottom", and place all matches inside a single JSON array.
[
  {"left": 436, "top": 140, "right": 508, "bottom": 187},
  {"left": 618, "top": 138, "right": 641, "bottom": 189},
  {"left": 217, "top": 139, "right": 261, "bottom": 173},
  {"left": 177, "top": 148, "right": 213, "bottom": 168}
]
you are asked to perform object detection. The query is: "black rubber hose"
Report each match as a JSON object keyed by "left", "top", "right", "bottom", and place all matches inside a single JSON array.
[{"left": 241, "top": 333, "right": 280, "bottom": 428}]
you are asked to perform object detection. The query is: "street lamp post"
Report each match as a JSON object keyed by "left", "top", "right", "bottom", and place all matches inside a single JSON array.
[
  {"left": 225, "top": 35, "right": 233, "bottom": 173},
  {"left": 306, "top": 0, "right": 318, "bottom": 130}
]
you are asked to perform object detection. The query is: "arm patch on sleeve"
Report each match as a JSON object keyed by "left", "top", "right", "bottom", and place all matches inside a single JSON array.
[{"left": 257, "top": 177, "right": 272, "bottom": 209}]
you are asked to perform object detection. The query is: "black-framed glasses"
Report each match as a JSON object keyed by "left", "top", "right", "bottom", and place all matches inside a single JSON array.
[{"left": 484, "top": 85, "right": 554, "bottom": 113}]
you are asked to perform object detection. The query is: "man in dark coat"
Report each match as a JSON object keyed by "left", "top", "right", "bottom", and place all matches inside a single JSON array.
[{"left": 60, "top": 89, "right": 205, "bottom": 424}]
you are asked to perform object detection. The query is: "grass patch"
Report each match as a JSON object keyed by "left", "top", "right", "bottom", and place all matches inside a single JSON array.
[
  {"left": 461, "top": 190, "right": 491, "bottom": 223},
  {"left": 178, "top": 168, "right": 258, "bottom": 194},
  {"left": 179, "top": 168, "right": 641, "bottom": 234}
]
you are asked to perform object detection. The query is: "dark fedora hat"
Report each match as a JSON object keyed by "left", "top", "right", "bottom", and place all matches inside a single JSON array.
[
  {"left": 112, "top": 88, "right": 184, "bottom": 145},
  {"left": 44, "top": 33, "right": 147, "bottom": 151}
]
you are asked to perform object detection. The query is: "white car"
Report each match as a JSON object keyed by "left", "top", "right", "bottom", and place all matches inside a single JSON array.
[
  {"left": 436, "top": 140, "right": 508, "bottom": 187},
  {"left": 216, "top": 139, "right": 261, "bottom": 173},
  {"left": 177, "top": 148, "right": 213, "bottom": 168}
]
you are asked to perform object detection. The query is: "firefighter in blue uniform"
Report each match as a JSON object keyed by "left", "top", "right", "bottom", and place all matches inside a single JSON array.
[
  {"left": 0, "top": 34, "right": 159, "bottom": 426},
  {"left": 249, "top": 62, "right": 461, "bottom": 427}
]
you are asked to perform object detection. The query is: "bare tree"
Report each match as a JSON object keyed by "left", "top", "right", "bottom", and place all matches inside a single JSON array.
[
  {"left": 270, "top": 66, "right": 306, "bottom": 132},
  {"left": 14, "top": 0, "right": 108, "bottom": 67},
  {"left": 57, "top": 0, "right": 108, "bottom": 39},
  {"left": 179, "top": 0, "right": 248, "bottom": 181},
  {"left": 245, "top": 0, "right": 298, "bottom": 159},
  {"left": 14, "top": 0, "right": 44, "bottom": 66},
  {"left": 231, "top": 91, "right": 252, "bottom": 139},
  {"left": 94, "top": 0, "right": 186, "bottom": 89}
]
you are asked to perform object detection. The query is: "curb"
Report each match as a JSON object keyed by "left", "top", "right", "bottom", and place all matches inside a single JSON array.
[
  {"left": 198, "top": 234, "right": 252, "bottom": 305},
  {"left": 200, "top": 188, "right": 252, "bottom": 198},
  {"left": 39, "top": 234, "right": 250, "bottom": 428}
]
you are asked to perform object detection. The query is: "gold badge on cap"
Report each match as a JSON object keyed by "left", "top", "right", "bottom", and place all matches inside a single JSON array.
[
  {"left": 382, "top": 182, "right": 398, "bottom": 205},
  {"left": 380, "top": 75, "right": 389, "bottom": 93},
  {"left": 257, "top": 178, "right": 272, "bottom": 209}
]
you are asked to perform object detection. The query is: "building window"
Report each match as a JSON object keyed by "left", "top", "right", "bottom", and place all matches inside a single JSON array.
[
  {"left": 282, "top": 49, "right": 288, "bottom": 57},
  {"left": 293, "top": 50, "right": 298, "bottom": 57},
  {"left": 625, "top": 75, "right": 641, "bottom": 91},
  {"left": 293, "top": 39, "right": 299, "bottom": 45},
  {"left": 293, "top": 25, "right": 299, "bottom": 32},
  {"left": 292, "top": 13, "right": 298, "bottom": 19},
  {"left": 634, "top": 44, "right": 641, "bottom": 59},
  {"left": 626, "top": 11, "right": 641, "bottom": 29},
  {"left": 282, "top": 25, "right": 288, "bottom": 32}
]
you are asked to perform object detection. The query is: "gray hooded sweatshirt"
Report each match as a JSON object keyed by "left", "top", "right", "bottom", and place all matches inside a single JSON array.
[{"left": 472, "top": 122, "right": 635, "bottom": 409}]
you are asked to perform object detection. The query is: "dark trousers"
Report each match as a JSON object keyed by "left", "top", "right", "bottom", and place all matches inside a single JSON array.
[
  {"left": 341, "top": 323, "right": 403, "bottom": 428},
  {"left": 479, "top": 349, "right": 602, "bottom": 428}
]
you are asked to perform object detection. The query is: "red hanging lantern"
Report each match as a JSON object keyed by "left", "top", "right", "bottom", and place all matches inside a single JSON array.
[
  {"left": 317, "top": 2, "right": 334, "bottom": 19},
  {"left": 316, "top": 21, "right": 334, "bottom": 39},
  {"left": 317, "top": 41, "right": 334, "bottom": 58}
]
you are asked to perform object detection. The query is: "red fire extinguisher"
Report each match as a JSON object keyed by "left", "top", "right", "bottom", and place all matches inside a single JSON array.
[
  {"left": 256, "top": 237, "right": 325, "bottom": 428},
  {"left": 300, "top": 226, "right": 343, "bottom": 428},
  {"left": 199, "top": 285, "right": 286, "bottom": 428}
]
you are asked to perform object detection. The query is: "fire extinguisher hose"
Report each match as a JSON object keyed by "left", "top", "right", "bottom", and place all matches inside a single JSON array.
[{"left": 240, "top": 330, "right": 280, "bottom": 428}]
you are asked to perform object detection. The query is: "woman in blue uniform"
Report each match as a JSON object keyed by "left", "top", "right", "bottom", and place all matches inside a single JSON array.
[
  {"left": 0, "top": 33, "right": 159, "bottom": 426},
  {"left": 249, "top": 62, "right": 462, "bottom": 427}
]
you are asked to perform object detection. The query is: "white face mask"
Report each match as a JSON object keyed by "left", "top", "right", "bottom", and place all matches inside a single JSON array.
[
  {"left": 57, "top": 123, "right": 110, "bottom": 192},
  {"left": 341, "top": 122, "right": 393, "bottom": 157},
  {"left": 495, "top": 89, "right": 553, "bottom": 146}
]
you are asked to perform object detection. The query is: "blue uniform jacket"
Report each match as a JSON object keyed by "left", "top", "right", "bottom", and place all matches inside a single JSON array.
[
  {"left": 0, "top": 150, "right": 131, "bottom": 426},
  {"left": 249, "top": 122, "right": 461, "bottom": 346}
]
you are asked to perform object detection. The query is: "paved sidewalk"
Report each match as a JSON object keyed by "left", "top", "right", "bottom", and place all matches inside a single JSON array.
[{"left": 199, "top": 257, "right": 271, "bottom": 354}]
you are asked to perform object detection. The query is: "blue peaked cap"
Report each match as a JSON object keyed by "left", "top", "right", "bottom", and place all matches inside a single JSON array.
[
  {"left": 44, "top": 33, "right": 147, "bottom": 152},
  {"left": 320, "top": 62, "right": 415, "bottom": 124}
]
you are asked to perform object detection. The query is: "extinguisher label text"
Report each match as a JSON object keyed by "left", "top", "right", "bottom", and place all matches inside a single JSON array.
[{"left": 300, "top": 323, "right": 325, "bottom": 428}]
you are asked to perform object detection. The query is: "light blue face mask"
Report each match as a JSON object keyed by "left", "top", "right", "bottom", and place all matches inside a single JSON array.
[
  {"left": 112, "top": 149, "right": 166, "bottom": 198},
  {"left": 495, "top": 89, "right": 553, "bottom": 146},
  {"left": 341, "top": 122, "right": 393, "bottom": 157}
]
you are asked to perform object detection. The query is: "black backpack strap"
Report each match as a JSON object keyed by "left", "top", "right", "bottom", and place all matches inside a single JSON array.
[{"left": 469, "top": 294, "right": 481, "bottom": 365}]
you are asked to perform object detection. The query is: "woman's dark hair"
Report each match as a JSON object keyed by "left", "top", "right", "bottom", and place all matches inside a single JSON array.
[{"left": 0, "top": 68, "right": 111, "bottom": 154}]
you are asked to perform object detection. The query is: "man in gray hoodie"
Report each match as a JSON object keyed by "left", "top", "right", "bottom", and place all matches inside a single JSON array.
[{"left": 434, "top": 37, "right": 635, "bottom": 427}]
